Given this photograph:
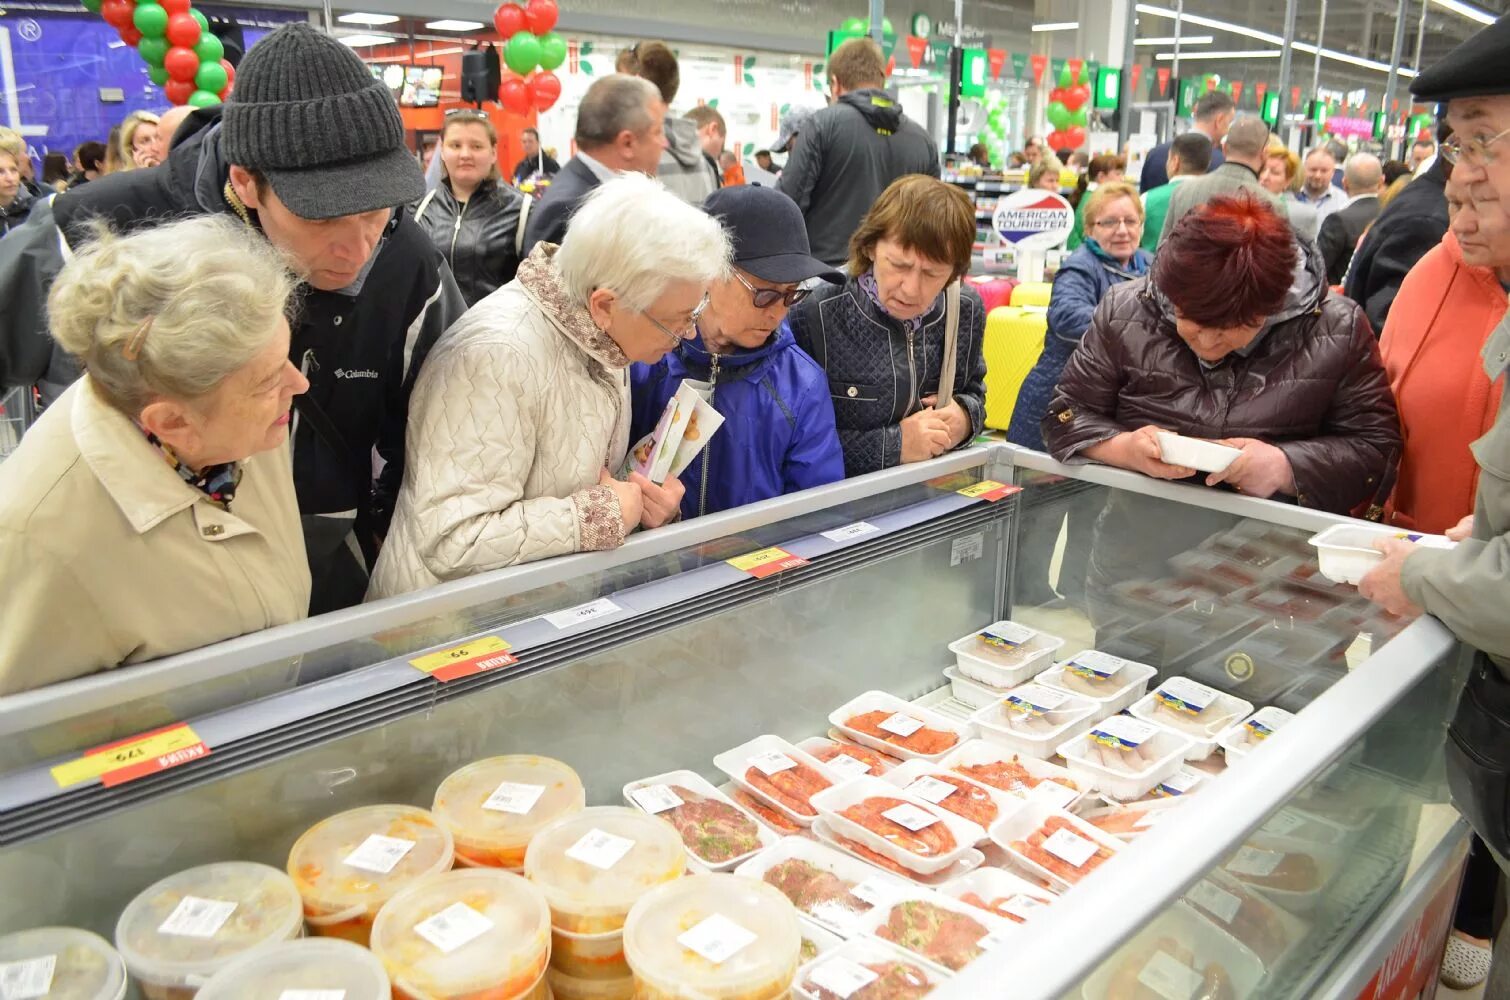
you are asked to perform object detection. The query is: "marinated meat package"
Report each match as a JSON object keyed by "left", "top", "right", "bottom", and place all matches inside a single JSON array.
[
  {"left": 1104, "top": 937, "right": 1236, "bottom": 1000},
  {"left": 1184, "top": 875, "right": 1295, "bottom": 966},
  {"left": 1010, "top": 815, "right": 1115, "bottom": 886},
  {"left": 762, "top": 859, "right": 873, "bottom": 927},
  {"left": 845, "top": 710, "right": 960, "bottom": 756},
  {"left": 957, "top": 891, "right": 1049, "bottom": 924},
  {"left": 1224, "top": 845, "right": 1322, "bottom": 893},
  {"left": 745, "top": 760, "right": 833, "bottom": 818},
  {"left": 802, "top": 959, "right": 934, "bottom": 1000},
  {"left": 838, "top": 798, "right": 958, "bottom": 859},
  {"left": 657, "top": 786, "right": 763, "bottom": 865},
  {"left": 809, "top": 740, "right": 901, "bottom": 777},
  {"left": 829, "top": 832, "right": 920, "bottom": 880},
  {"left": 874, "top": 899, "right": 991, "bottom": 972},
  {"left": 905, "top": 773, "right": 999, "bottom": 827},
  {"left": 953, "top": 756, "right": 1078, "bottom": 796},
  {"left": 731, "top": 788, "right": 804, "bottom": 835}
]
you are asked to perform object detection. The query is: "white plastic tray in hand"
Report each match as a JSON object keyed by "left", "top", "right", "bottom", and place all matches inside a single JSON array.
[
  {"left": 882, "top": 758, "right": 1025, "bottom": 833},
  {"left": 808, "top": 775, "right": 986, "bottom": 875},
  {"left": 940, "top": 738, "right": 1085, "bottom": 808},
  {"left": 1218, "top": 706, "right": 1296, "bottom": 762},
  {"left": 988, "top": 801, "right": 1124, "bottom": 893},
  {"left": 938, "top": 866, "right": 1057, "bottom": 925},
  {"left": 713, "top": 734, "right": 845, "bottom": 828},
  {"left": 948, "top": 620, "right": 1066, "bottom": 689},
  {"left": 1307, "top": 522, "right": 1457, "bottom": 585},
  {"left": 828, "top": 690, "right": 970, "bottom": 763},
  {"left": 808, "top": 818, "right": 985, "bottom": 887},
  {"left": 1035, "top": 652, "right": 1158, "bottom": 721},
  {"left": 846, "top": 885, "right": 1017, "bottom": 976},
  {"left": 621, "top": 769, "right": 775, "bottom": 872},
  {"left": 1056, "top": 716, "right": 1194, "bottom": 801},
  {"left": 794, "top": 936, "right": 951, "bottom": 1000},
  {"left": 733, "top": 836, "right": 911, "bottom": 936},
  {"left": 1128, "top": 677, "right": 1255, "bottom": 762},
  {"left": 1155, "top": 431, "right": 1243, "bottom": 473},
  {"left": 969, "top": 681, "right": 1097, "bottom": 759}
]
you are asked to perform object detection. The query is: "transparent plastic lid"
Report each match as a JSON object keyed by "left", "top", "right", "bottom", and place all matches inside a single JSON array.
[
  {"left": 371, "top": 869, "right": 550, "bottom": 1000},
  {"left": 524, "top": 807, "right": 685, "bottom": 933},
  {"left": 0, "top": 927, "right": 127, "bottom": 1000},
  {"left": 432, "top": 756, "right": 586, "bottom": 868},
  {"left": 114, "top": 862, "right": 304, "bottom": 986},
  {"left": 623, "top": 874, "right": 802, "bottom": 1000},
  {"left": 287, "top": 805, "right": 455, "bottom": 916},
  {"left": 195, "top": 939, "right": 389, "bottom": 1000}
]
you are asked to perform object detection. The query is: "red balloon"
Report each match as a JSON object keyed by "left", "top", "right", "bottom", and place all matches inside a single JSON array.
[
  {"left": 119, "top": 25, "right": 143, "bottom": 46},
  {"left": 100, "top": 0, "right": 134, "bottom": 29},
  {"left": 164, "top": 45, "right": 200, "bottom": 82},
  {"left": 164, "top": 79, "right": 195, "bottom": 105},
  {"left": 524, "top": 0, "right": 558, "bottom": 35},
  {"left": 1064, "top": 125, "right": 1088, "bottom": 148},
  {"left": 165, "top": 12, "right": 201, "bottom": 47},
  {"left": 1061, "top": 84, "right": 1090, "bottom": 112},
  {"left": 1049, "top": 87, "right": 1066, "bottom": 104},
  {"left": 498, "top": 77, "right": 531, "bottom": 115},
  {"left": 220, "top": 59, "right": 236, "bottom": 88},
  {"left": 160, "top": 0, "right": 192, "bottom": 11},
  {"left": 1046, "top": 129, "right": 1071, "bottom": 151},
  {"left": 493, "top": 3, "right": 526, "bottom": 37},
  {"left": 530, "top": 70, "right": 561, "bottom": 110}
]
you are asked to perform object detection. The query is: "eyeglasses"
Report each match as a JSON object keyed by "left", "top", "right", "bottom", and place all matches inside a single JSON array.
[
  {"left": 732, "top": 269, "right": 812, "bottom": 309},
  {"left": 1442, "top": 126, "right": 1510, "bottom": 167},
  {"left": 641, "top": 293, "right": 710, "bottom": 345},
  {"left": 1092, "top": 217, "right": 1143, "bottom": 232}
]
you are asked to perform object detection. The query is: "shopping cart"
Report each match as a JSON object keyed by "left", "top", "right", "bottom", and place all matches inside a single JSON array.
[{"left": 0, "top": 385, "right": 38, "bottom": 461}]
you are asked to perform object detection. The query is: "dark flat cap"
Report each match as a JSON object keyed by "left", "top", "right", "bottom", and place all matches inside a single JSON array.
[{"left": 1411, "top": 14, "right": 1510, "bottom": 102}]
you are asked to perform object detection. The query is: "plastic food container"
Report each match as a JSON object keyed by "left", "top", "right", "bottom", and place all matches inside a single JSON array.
[
  {"left": 713, "top": 736, "right": 844, "bottom": 827},
  {"left": 797, "top": 920, "right": 843, "bottom": 964},
  {"left": 1220, "top": 838, "right": 1341, "bottom": 914},
  {"left": 942, "top": 665, "right": 1010, "bottom": 711},
  {"left": 848, "top": 888, "right": 1013, "bottom": 974},
  {"left": 1081, "top": 902, "right": 1266, "bottom": 1000},
  {"left": 793, "top": 938, "right": 949, "bottom": 1000},
  {"left": 622, "top": 769, "right": 773, "bottom": 871},
  {"left": 1155, "top": 432, "right": 1242, "bottom": 473},
  {"left": 733, "top": 836, "right": 910, "bottom": 936},
  {"left": 809, "top": 775, "right": 984, "bottom": 876},
  {"left": 546, "top": 967, "right": 634, "bottom": 1000},
  {"left": 1308, "top": 523, "right": 1456, "bottom": 585},
  {"left": 939, "top": 739, "right": 1083, "bottom": 809},
  {"left": 1129, "top": 678, "right": 1255, "bottom": 762},
  {"left": 195, "top": 939, "right": 389, "bottom": 1000},
  {"left": 1076, "top": 796, "right": 1185, "bottom": 843},
  {"left": 370, "top": 868, "right": 550, "bottom": 1000},
  {"left": 797, "top": 738, "right": 900, "bottom": 779},
  {"left": 1219, "top": 707, "right": 1296, "bottom": 762},
  {"left": 115, "top": 862, "right": 304, "bottom": 1000},
  {"left": 883, "top": 758, "right": 1022, "bottom": 832},
  {"left": 969, "top": 682, "right": 1097, "bottom": 759},
  {"left": 287, "top": 805, "right": 455, "bottom": 945},
  {"left": 948, "top": 621, "right": 1065, "bottom": 689},
  {"left": 1177, "top": 870, "right": 1309, "bottom": 972},
  {"left": 808, "top": 818, "right": 985, "bottom": 888},
  {"left": 623, "top": 874, "right": 802, "bottom": 1000},
  {"left": 939, "top": 867, "right": 1056, "bottom": 925},
  {"left": 1056, "top": 716, "right": 1194, "bottom": 801},
  {"left": 828, "top": 692, "right": 968, "bottom": 763},
  {"left": 1036, "top": 652, "right": 1157, "bottom": 722},
  {"left": 432, "top": 755, "right": 586, "bottom": 870},
  {"left": 989, "top": 802, "right": 1124, "bottom": 892},
  {"left": 0, "top": 927, "right": 127, "bottom": 1000}
]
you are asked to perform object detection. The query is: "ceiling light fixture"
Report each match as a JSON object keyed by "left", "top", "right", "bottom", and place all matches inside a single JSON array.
[
  {"left": 337, "top": 33, "right": 394, "bottom": 47},
  {"left": 337, "top": 12, "right": 400, "bottom": 25},
  {"left": 1429, "top": 0, "right": 1495, "bottom": 26},
  {"left": 1135, "top": 35, "right": 1214, "bottom": 45},
  {"left": 424, "top": 19, "right": 485, "bottom": 30},
  {"left": 1031, "top": 21, "right": 1079, "bottom": 32},
  {"left": 1154, "top": 49, "right": 1281, "bottom": 60}
]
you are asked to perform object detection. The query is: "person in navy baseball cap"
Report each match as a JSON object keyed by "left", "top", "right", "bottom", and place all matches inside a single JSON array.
[{"left": 629, "top": 185, "right": 846, "bottom": 519}]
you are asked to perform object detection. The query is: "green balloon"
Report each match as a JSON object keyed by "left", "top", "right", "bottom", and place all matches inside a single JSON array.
[
  {"left": 195, "top": 59, "right": 228, "bottom": 94},
  {"left": 138, "top": 36, "right": 169, "bottom": 66},
  {"left": 187, "top": 89, "right": 221, "bottom": 108},
  {"left": 1058, "top": 65, "right": 1072, "bottom": 89},
  {"left": 1046, "top": 101, "right": 1071, "bottom": 130},
  {"left": 505, "top": 31, "right": 542, "bottom": 75},
  {"left": 537, "top": 32, "right": 566, "bottom": 71},
  {"left": 80, "top": 0, "right": 102, "bottom": 11},
  {"left": 882, "top": 17, "right": 895, "bottom": 36},
  {"left": 1069, "top": 107, "right": 1088, "bottom": 127},
  {"left": 840, "top": 16, "right": 866, "bottom": 33},
  {"left": 133, "top": 2, "right": 169, "bottom": 39},
  {"left": 193, "top": 33, "right": 224, "bottom": 65},
  {"left": 190, "top": 8, "right": 208, "bottom": 30},
  {"left": 148, "top": 64, "right": 170, "bottom": 86}
]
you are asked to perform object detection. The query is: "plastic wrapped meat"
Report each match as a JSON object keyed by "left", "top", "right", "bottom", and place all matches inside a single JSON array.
[
  {"left": 1010, "top": 816, "right": 1113, "bottom": 885},
  {"left": 810, "top": 741, "right": 900, "bottom": 776},
  {"left": 802, "top": 960, "right": 933, "bottom": 1000},
  {"left": 659, "top": 786, "right": 762, "bottom": 865},
  {"left": 845, "top": 711, "right": 960, "bottom": 755},
  {"left": 838, "top": 798, "right": 957, "bottom": 858},
  {"left": 830, "top": 834, "right": 918, "bottom": 880},
  {"left": 958, "top": 891, "right": 1047, "bottom": 924},
  {"left": 1104, "top": 938, "right": 1235, "bottom": 1000},
  {"left": 954, "top": 757, "right": 1078, "bottom": 796},
  {"left": 874, "top": 900, "right": 990, "bottom": 972},
  {"left": 744, "top": 761, "right": 832, "bottom": 817},
  {"left": 761, "top": 859, "right": 871, "bottom": 925},
  {"left": 914, "top": 774, "right": 999, "bottom": 827},
  {"left": 730, "top": 788, "right": 802, "bottom": 835},
  {"left": 1184, "top": 878, "right": 1293, "bottom": 966}
]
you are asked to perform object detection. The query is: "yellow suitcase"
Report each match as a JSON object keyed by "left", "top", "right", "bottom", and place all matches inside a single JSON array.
[
  {"left": 983, "top": 306, "right": 1048, "bottom": 431},
  {"left": 1009, "top": 282, "right": 1053, "bottom": 308}
]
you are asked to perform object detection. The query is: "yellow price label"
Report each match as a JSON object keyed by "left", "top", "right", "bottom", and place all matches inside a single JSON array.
[
  {"left": 727, "top": 547, "right": 810, "bottom": 579},
  {"left": 956, "top": 480, "right": 1019, "bottom": 502},
  {"left": 409, "top": 636, "right": 517, "bottom": 682},
  {"left": 52, "top": 723, "right": 205, "bottom": 789}
]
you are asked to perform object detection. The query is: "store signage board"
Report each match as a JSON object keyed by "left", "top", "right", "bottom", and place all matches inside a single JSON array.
[
  {"left": 956, "top": 480, "right": 1020, "bottom": 502},
  {"left": 727, "top": 547, "right": 810, "bottom": 579},
  {"left": 992, "top": 190, "right": 1074, "bottom": 251},
  {"left": 1353, "top": 839, "right": 1466, "bottom": 1000},
  {"left": 409, "top": 636, "right": 517, "bottom": 682},
  {"left": 51, "top": 723, "right": 209, "bottom": 789}
]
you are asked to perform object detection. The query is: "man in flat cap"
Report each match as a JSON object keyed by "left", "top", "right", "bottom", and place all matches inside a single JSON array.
[
  {"left": 0, "top": 23, "right": 467, "bottom": 612},
  {"left": 1360, "top": 14, "right": 1510, "bottom": 994}
]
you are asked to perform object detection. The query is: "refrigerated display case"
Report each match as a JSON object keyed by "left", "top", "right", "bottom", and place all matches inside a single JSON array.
[{"left": 0, "top": 444, "right": 1471, "bottom": 1000}]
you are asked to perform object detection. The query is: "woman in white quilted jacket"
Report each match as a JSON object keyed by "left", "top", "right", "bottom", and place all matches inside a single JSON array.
[{"left": 367, "top": 174, "right": 732, "bottom": 599}]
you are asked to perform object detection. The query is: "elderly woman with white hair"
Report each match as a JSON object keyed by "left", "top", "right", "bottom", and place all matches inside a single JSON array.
[
  {"left": 0, "top": 216, "right": 311, "bottom": 694},
  {"left": 367, "top": 174, "right": 731, "bottom": 598}
]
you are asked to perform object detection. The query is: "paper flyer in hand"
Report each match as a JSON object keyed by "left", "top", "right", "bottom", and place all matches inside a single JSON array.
[{"left": 623, "top": 380, "right": 724, "bottom": 484}]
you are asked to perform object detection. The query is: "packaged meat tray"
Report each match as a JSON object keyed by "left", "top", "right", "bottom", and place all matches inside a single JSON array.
[
  {"left": 948, "top": 620, "right": 1065, "bottom": 688},
  {"left": 809, "top": 776, "right": 984, "bottom": 876},
  {"left": 1056, "top": 716, "right": 1193, "bottom": 801},
  {"left": 798, "top": 919, "right": 844, "bottom": 965},
  {"left": 431, "top": 755, "right": 586, "bottom": 870},
  {"left": 942, "top": 665, "right": 1010, "bottom": 712},
  {"left": 1181, "top": 623, "right": 1339, "bottom": 707},
  {"left": 939, "top": 867, "right": 1056, "bottom": 925},
  {"left": 990, "top": 803, "right": 1124, "bottom": 892},
  {"left": 1179, "top": 870, "right": 1309, "bottom": 971},
  {"left": 1076, "top": 797, "right": 1184, "bottom": 843},
  {"left": 727, "top": 786, "right": 807, "bottom": 837},
  {"left": 1129, "top": 677, "right": 1254, "bottom": 762},
  {"left": 1080, "top": 903, "right": 1265, "bottom": 1000},
  {"left": 114, "top": 862, "right": 304, "bottom": 1000},
  {"left": 196, "top": 939, "right": 389, "bottom": 1000},
  {"left": 1035, "top": 652, "right": 1157, "bottom": 721},
  {"left": 1220, "top": 838, "right": 1342, "bottom": 914},
  {"left": 622, "top": 770, "right": 773, "bottom": 870},
  {"left": 849, "top": 889, "right": 1014, "bottom": 974},
  {"left": 1198, "top": 528, "right": 1306, "bottom": 579},
  {"left": 794, "top": 938, "right": 948, "bottom": 1000},
  {"left": 968, "top": 681, "right": 1097, "bottom": 758},
  {"left": 799, "top": 738, "right": 902, "bottom": 779},
  {"left": 829, "top": 692, "right": 968, "bottom": 762},
  {"left": 1218, "top": 707, "right": 1295, "bottom": 763},
  {"left": 0, "top": 927, "right": 126, "bottom": 1000},
  {"left": 733, "top": 837, "right": 910, "bottom": 936},
  {"left": 623, "top": 874, "right": 802, "bottom": 1000},
  {"left": 1167, "top": 549, "right": 1265, "bottom": 592},
  {"left": 369, "top": 868, "right": 551, "bottom": 1000},
  {"left": 883, "top": 759, "right": 1021, "bottom": 831},
  {"left": 808, "top": 820, "right": 985, "bottom": 887},
  {"left": 714, "top": 735, "right": 844, "bottom": 826},
  {"left": 937, "top": 740, "right": 1082, "bottom": 810},
  {"left": 1241, "top": 578, "right": 1353, "bottom": 623},
  {"left": 1136, "top": 765, "right": 1210, "bottom": 802}
]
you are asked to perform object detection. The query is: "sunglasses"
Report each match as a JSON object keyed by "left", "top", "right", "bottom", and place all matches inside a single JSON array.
[{"left": 733, "top": 269, "right": 811, "bottom": 309}]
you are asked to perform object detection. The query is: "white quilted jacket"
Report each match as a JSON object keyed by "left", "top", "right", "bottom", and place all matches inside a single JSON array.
[{"left": 367, "top": 246, "right": 631, "bottom": 600}]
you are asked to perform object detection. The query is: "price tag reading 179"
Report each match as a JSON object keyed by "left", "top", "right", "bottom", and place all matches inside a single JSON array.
[{"left": 51, "top": 723, "right": 210, "bottom": 790}]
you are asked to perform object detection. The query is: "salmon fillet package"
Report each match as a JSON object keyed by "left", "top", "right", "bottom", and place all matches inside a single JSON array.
[{"left": 623, "top": 379, "right": 724, "bottom": 483}]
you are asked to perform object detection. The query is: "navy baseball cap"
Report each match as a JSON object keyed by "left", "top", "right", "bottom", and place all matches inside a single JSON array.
[{"left": 704, "top": 185, "right": 845, "bottom": 285}]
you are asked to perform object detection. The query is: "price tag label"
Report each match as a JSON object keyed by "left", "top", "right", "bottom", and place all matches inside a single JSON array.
[
  {"left": 805, "top": 957, "right": 879, "bottom": 998},
  {"left": 1156, "top": 677, "right": 1220, "bottom": 716},
  {"left": 979, "top": 622, "right": 1037, "bottom": 647},
  {"left": 906, "top": 776, "right": 959, "bottom": 804},
  {"left": 1227, "top": 846, "right": 1285, "bottom": 878},
  {"left": 1030, "top": 780, "right": 1080, "bottom": 810},
  {"left": 280, "top": 992, "right": 346, "bottom": 1000},
  {"left": 1043, "top": 828, "right": 1098, "bottom": 869},
  {"left": 51, "top": 723, "right": 209, "bottom": 790},
  {"left": 566, "top": 829, "right": 636, "bottom": 871},
  {"left": 950, "top": 532, "right": 985, "bottom": 566},
  {"left": 415, "top": 902, "right": 494, "bottom": 954},
  {"left": 877, "top": 713, "right": 924, "bottom": 738},
  {"left": 726, "top": 547, "right": 810, "bottom": 579},
  {"left": 956, "top": 480, "right": 1020, "bottom": 502},
  {"left": 849, "top": 878, "right": 897, "bottom": 906},
  {"left": 543, "top": 597, "right": 622, "bottom": 630},
  {"left": 1157, "top": 768, "right": 1204, "bottom": 797},
  {"left": 0, "top": 956, "right": 55, "bottom": 1000},
  {"left": 1138, "top": 951, "right": 1205, "bottom": 1000},
  {"left": 882, "top": 803, "right": 940, "bottom": 832},
  {"left": 1187, "top": 879, "right": 1242, "bottom": 925},
  {"left": 820, "top": 521, "right": 880, "bottom": 543},
  {"left": 1262, "top": 810, "right": 1308, "bottom": 838},
  {"left": 343, "top": 834, "right": 416, "bottom": 875},
  {"left": 825, "top": 754, "right": 873, "bottom": 778},
  {"left": 1066, "top": 651, "right": 1128, "bottom": 682},
  {"left": 158, "top": 896, "right": 237, "bottom": 938},
  {"left": 749, "top": 751, "right": 798, "bottom": 776},
  {"left": 1091, "top": 715, "right": 1161, "bottom": 751},
  {"left": 1003, "top": 895, "right": 1047, "bottom": 922},
  {"left": 409, "top": 637, "right": 517, "bottom": 682},
  {"left": 630, "top": 784, "right": 684, "bottom": 815},
  {"left": 677, "top": 914, "right": 757, "bottom": 966},
  {"left": 1005, "top": 684, "right": 1072, "bottom": 717},
  {"left": 483, "top": 781, "right": 547, "bottom": 816}
]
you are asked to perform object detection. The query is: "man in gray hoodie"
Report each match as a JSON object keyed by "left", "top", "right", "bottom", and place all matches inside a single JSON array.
[{"left": 619, "top": 42, "right": 719, "bottom": 205}]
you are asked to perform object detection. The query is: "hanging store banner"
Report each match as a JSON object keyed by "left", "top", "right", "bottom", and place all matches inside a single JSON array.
[
  {"left": 1291, "top": 86, "right": 1302, "bottom": 109},
  {"left": 1050, "top": 57, "right": 1066, "bottom": 83},
  {"left": 1156, "top": 66, "right": 1171, "bottom": 97},
  {"left": 906, "top": 35, "right": 928, "bottom": 69},
  {"left": 1011, "top": 52, "right": 1027, "bottom": 80},
  {"left": 1231, "top": 80, "right": 1243, "bottom": 105},
  {"left": 1255, "top": 80, "right": 1267, "bottom": 104},
  {"left": 1130, "top": 63, "right": 1142, "bottom": 96},
  {"left": 1067, "top": 57, "right": 1083, "bottom": 84},
  {"left": 1352, "top": 840, "right": 1466, "bottom": 1000},
  {"left": 1030, "top": 53, "right": 1048, "bottom": 85},
  {"left": 988, "top": 48, "right": 1006, "bottom": 80}
]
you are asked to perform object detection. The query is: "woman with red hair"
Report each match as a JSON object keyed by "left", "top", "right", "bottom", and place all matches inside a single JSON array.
[{"left": 1043, "top": 193, "right": 1400, "bottom": 623}]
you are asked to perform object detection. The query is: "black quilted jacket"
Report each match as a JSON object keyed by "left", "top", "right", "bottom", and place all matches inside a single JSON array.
[{"left": 789, "top": 278, "right": 987, "bottom": 476}]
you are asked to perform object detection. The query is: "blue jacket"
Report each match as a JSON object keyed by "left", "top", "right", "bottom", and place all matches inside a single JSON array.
[
  {"left": 1007, "top": 242, "right": 1150, "bottom": 452},
  {"left": 629, "top": 327, "right": 845, "bottom": 520}
]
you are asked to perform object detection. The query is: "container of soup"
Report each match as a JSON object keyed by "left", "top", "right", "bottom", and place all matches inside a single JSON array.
[
  {"left": 432, "top": 756, "right": 586, "bottom": 870},
  {"left": 194, "top": 938, "right": 389, "bottom": 1000},
  {"left": 0, "top": 927, "right": 127, "bottom": 1000}
]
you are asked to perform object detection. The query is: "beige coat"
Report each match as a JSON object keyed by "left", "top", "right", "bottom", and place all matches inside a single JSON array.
[
  {"left": 366, "top": 245, "right": 630, "bottom": 601},
  {"left": 0, "top": 377, "right": 311, "bottom": 695}
]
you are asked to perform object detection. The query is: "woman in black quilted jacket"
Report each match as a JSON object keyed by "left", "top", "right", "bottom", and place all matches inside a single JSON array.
[{"left": 789, "top": 175, "right": 987, "bottom": 477}]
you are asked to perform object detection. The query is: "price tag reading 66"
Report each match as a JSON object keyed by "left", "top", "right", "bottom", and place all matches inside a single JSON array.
[{"left": 409, "top": 637, "right": 517, "bottom": 683}]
